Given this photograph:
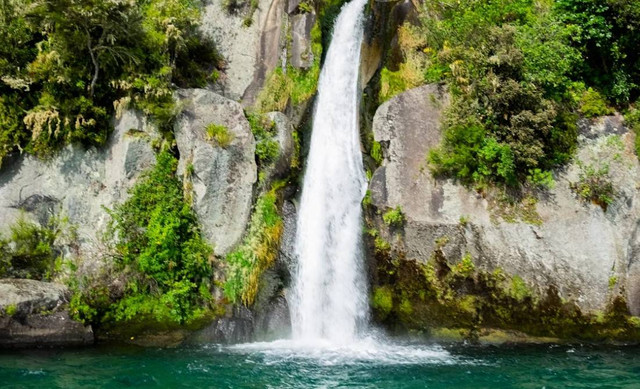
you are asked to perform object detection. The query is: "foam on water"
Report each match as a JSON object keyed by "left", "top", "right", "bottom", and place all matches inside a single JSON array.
[{"left": 226, "top": 338, "right": 464, "bottom": 366}]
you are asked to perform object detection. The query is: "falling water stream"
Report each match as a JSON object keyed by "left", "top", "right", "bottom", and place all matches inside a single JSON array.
[{"left": 290, "top": 0, "right": 369, "bottom": 344}]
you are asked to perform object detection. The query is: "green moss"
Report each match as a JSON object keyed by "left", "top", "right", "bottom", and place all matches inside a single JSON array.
[
  {"left": 206, "top": 123, "right": 234, "bottom": 148},
  {"left": 372, "top": 286, "right": 394, "bottom": 319},
  {"left": 382, "top": 206, "right": 405, "bottom": 227},
  {"left": 371, "top": 141, "right": 383, "bottom": 165},
  {"left": 5, "top": 304, "right": 17, "bottom": 317},
  {"left": 370, "top": 240, "right": 640, "bottom": 342}
]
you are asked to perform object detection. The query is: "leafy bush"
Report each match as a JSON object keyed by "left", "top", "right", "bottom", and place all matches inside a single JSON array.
[
  {"left": 206, "top": 123, "right": 234, "bottom": 148},
  {"left": 72, "top": 151, "right": 214, "bottom": 326},
  {"left": 0, "top": 0, "right": 220, "bottom": 165},
  {"left": 0, "top": 214, "right": 68, "bottom": 280}
]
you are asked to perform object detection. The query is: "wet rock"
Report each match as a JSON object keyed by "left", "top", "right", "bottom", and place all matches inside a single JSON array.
[{"left": 0, "top": 279, "right": 93, "bottom": 348}]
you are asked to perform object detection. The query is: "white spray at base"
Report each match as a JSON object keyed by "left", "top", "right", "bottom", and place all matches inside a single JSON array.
[{"left": 290, "top": 0, "right": 369, "bottom": 344}]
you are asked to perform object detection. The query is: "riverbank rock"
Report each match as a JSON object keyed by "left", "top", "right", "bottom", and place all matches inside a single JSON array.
[
  {"left": 0, "top": 110, "right": 158, "bottom": 266},
  {"left": 369, "top": 84, "right": 640, "bottom": 316},
  {"left": 0, "top": 279, "right": 93, "bottom": 347},
  {"left": 175, "top": 89, "right": 257, "bottom": 256}
]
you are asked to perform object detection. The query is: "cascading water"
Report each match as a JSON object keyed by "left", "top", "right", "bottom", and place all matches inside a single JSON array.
[
  {"left": 290, "top": 0, "right": 369, "bottom": 344},
  {"left": 230, "top": 0, "right": 452, "bottom": 364}
]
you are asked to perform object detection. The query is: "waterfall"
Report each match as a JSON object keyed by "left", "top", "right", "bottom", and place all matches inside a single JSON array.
[{"left": 290, "top": 0, "right": 369, "bottom": 344}]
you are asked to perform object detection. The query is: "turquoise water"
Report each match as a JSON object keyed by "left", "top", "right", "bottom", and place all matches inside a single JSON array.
[{"left": 1, "top": 341, "right": 639, "bottom": 388}]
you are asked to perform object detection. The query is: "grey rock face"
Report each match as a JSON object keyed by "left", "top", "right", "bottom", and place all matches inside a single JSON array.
[
  {"left": 291, "top": 13, "right": 316, "bottom": 69},
  {"left": 174, "top": 89, "right": 257, "bottom": 255},
  {"left": 201, "top": 0, "right": 287, "bottom": 104},
  {"left": 200, "top": 0, "right": 272, "bottom": 101},
  {"left": 370, "top": 84, "right": 640, "bottom": 314},
  {"left": 265, "top": 111, "right": 295, "bottom": 181},
  {"left": 0, "top": 279, "right": 93, "bottom": 347},
  {"left": 0, "top": 110, "right": 158, "bottom": 263}
]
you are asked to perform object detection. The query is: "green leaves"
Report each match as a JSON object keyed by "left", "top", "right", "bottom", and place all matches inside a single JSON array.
[{"left": 96, "top": 151, "right": 214, "bottom": 325}]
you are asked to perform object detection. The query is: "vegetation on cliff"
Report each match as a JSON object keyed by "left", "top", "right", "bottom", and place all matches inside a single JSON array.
[
  {"left": 70, "top": 151, "right": 215, "bottom": 329},
  {"left": 0, "top": 0, "right": 220, "bottom": 167},
  {"left": 381, "top": 0, "right": 639, "bottom": 188}
]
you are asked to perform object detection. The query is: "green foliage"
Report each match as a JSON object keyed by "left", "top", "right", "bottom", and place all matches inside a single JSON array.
[
  {"left": 224, "top": 190, "right": 283, "bottom": 305},
  {"left": 579, "top": 88, "right": 614, "bottom": 117},
  {"left": 555, "top": 0, "right": 640, "bottom": 104},
  {"left": 206, "top": 123, "right": 234, "bottom": 148},
  {"left": 382, "top": 206, "right": 405, "bottom": 227},
  {"left": 625, "top": 107, "right": 640, "bottom": 159},
  {"left": 246, "top": 112, "right": 280, "bottom": 169},
  {"left": 407, "top": 0, "right": 588, "bottom": 187},
  {"left": 371, "top": 141, "right": 383, "bottom": 165},
  {"left": 453, "top": 253, "right": 475, "bottom": 278},
  {"left": 0, "top": 214, "right": 68, "bottom": 280},
  {"left": 509, "top": 275, "right": 531, "bottom": 302},
  {"left": 254, "top": 22, "right": 322, "bottom": 112},
  {"left": 0, "top": 0, "right": 219, "bottom": 165},
  {"left": 570, "top": 161, "right": 615, "bottom": 210},
  {"left": 527, "top": 168, "right": 556, "bottom": 189},
  {"left": 72, "top": 151, "right": 214, "bottom": 326}
]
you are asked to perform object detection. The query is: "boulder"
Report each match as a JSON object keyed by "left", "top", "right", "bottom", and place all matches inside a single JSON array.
[
  {"left": 0, "top": 110, "right": 158, "bottom": 265},
  {"left": 174, "top": 89, "right": 257, "bottom": 255},
  {"left": 369, "top": 84, "right": 640, "bottom": 314},
  {"left": 290, "top": 13, "right": 316, "bottom": 69},
  {"left": 0, "top": 279, "right": 93, "bottom": 347}
]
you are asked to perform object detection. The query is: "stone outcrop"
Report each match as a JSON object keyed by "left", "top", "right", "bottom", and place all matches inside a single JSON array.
[
  {"left": 291, "top": 13, "right": 316, "bottom": 69},
  {"left": 265, "top": 111, "right": 295, "bottom": 181},
  {"left": 201, "top": 0, "right": 275, "bottom": 101},
  {"left": 369, "top": 84, "right": 640, "bottom": 315},
  {"left": 175, "top": 89, "right": 257, "bottom": 256},
  {"left": 0, "top": 110, "right": 159, "bottom": 264},
  {"left": 0, "top": 279, "right": 93, "bottom": 347}
]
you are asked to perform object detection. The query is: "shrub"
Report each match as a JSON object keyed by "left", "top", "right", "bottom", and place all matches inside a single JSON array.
[
  {"left": 0, "top": 214, "right": 67, "bottom": 280},
  {"left": 580, "top": 88, "right": 614, "bottom": 118},
  {"left": 383, "top": 206, "right": 405, "bottom": 227},
  {"left": 246, "top": 112, "right": 280, "bottom": 168},
  {"left": 72, "top": 151, "right": 214, "bottom": 326},
  {"left": 206, "top": 123, "right": 234, "bottom": 148},
  {"left": 570, "top": 162, "right": 615, "bottom": 211}
]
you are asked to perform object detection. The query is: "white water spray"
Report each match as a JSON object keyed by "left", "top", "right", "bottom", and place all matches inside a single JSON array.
[{"left": 290, "top": 0, "right": 369, "bottom": 344}]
